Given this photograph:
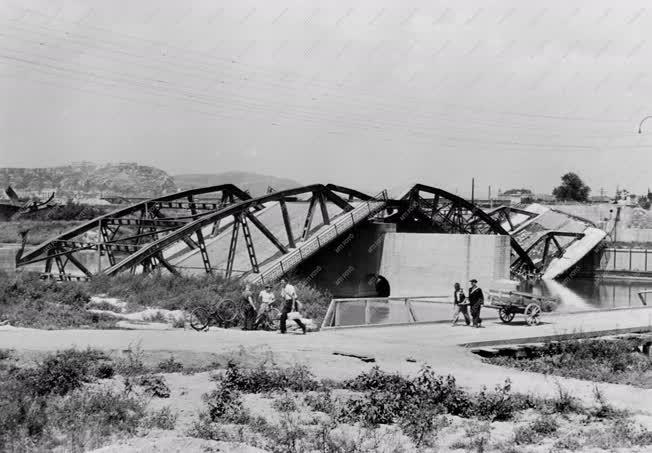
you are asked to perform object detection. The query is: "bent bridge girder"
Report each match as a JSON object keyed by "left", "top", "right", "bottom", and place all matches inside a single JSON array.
[
  {"left": 391, "top": 184, "right": 536, "bottom": 272},
  {"left": 18, "top": 181, "right": 541, "bottom": 281},
  {"left": 101, "top": 184, "right": 379, "bottom": 278},
  {"left": 16, "top": 184, "right": 253, "bottom": 279}
]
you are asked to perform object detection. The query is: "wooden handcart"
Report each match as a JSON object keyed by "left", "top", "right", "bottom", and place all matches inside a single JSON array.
[{"left": 486, "top": 290, "right": 557, "bottom": 326}]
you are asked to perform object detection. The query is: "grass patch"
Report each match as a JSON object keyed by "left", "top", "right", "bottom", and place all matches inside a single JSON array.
[
  {"left": 189, "top": 362, "right": 652, "bottom": 453},
  {"left": 487, "top": 338, "right": 652, "bottom": 387},
  {"left": 0, "top": 272, "right": 118, "bottom": 329},
  {"left": 0, "top": 347, "right": 147, "bottom": 452}
]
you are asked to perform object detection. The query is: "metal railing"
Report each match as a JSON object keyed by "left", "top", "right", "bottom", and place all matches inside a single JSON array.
[
  {"left": 600, "top": 248, "right": 652, "bottom": 273},
  {"left": 251, "top": 191, "right": 388, "bottom": 284},
  {"left": 321, "top": 295, "right": 450, "bottom": 329}
]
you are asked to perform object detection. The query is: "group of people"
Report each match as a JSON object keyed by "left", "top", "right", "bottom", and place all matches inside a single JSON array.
[
  {"left": 452, "top": 278, "right": 484, "bottom": 328},
  {"left": 241, "top": 278, "right": 307, "bottom": 334}
]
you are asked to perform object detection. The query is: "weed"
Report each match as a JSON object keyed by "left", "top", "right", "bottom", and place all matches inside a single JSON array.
[
  {"left": 303, "top": 390, "right": 335, "bottom": 414},
  {"left": 115, "top": 342, "right": 147, "bottom": 377},
  {"left": 157, "top": 355, "right": 184, "bottom": 373},
  {"left": 202, "top": 382, "right": 251, "bottom": 424},
  {"left": 272, "top": 392, "right": 298, "bottom": 413},
  {"left": 552, "top": 383, "right": 582, "bottom": 414},
  {"left": 18, "top": 348, "right": 112, "bottom": 396},
  {"left": 171, "top": 316, "right": 186, "bottom": 329},
  {"left": 591, "top": 385, "right": 628, "bottom": 419},
  {"left": 220, "top": 361, "right": 320, "bottom": 393},
  {"left": 487, "top": 338, "right": 652, "bottom": 387},
  {"left": 142, "top": 406, "right": 178, "bottom": 430},
  {"left": 514, "top": 414, "right": 558, "bottom": 445},
  {"left": 136, "top": 374, "right": 171, "bottom": 398}
]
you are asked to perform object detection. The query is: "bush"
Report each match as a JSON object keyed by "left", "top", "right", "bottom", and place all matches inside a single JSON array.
[
  {"left": 136, "top": 374, "right": 171, "bottom": 398},
  {"left": 157, "top": 355, "right": 184, "bottom": 373},
  {"left": 272, "top": 392, "right": 298, "bottom": 413},
  {"left": 17, "top": 348, "right": 112, "bottom": 396},
  {"left": 488, "top": 338, "right": 651, "bottom": 386},
  {"left": 202, "top": 382, "right": 251, "bottom": 424},
  {"left": 220, "top": 361, "right": 321, "bottom": 393},
  {"left": 142, "top": 406, "right": 178, "bottom": 430},
  {"left": 552, "top": 384, "right": 583, "bottom": 414},
  {"left": 0, "top": 273, "right": 116, "bottom": 329},
  {"left": 471, "top": 379, "right": 521, "bottom": 421},
  {"left": 48, "top": 387, "right": 145, "bottom": 450},
  {"left": 0, "top": 349, "right": 145, "bottom": 452},
  {"left": 514, "top": 414, "right": 558, "bottom": 445},
  {"left": 115, "top": 343, "right": 147, "bottom": 377},
  {"left": 303, "top": 390, "right": 335, "bottom": 414}
]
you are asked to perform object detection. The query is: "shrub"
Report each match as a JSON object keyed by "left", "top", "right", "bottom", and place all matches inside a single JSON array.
[
  {"left": 157, "top": 356, "right": 184, "bottom": 373},
  {"left": 0, "top": 372, "right": 145, "bottom": 451},
  {"left": 142, "top": 406, "right": 178, "bottom": 430},
  {"left": 115, "top": 343, "right": 147, "bottom": 377},
  {"left": 514, "top": 414, "right": 558, "bottom": 445},
  {"left": 220, "top": 361, "right": 320, "bottom": 393},
  {"left": 488, "top": 338, "right": 651, "bottom": 386},
  {"left": 552, "top": 434, "right": 582, "bottom": 451},
  {"left": 0, "top": 349, "right": 12, "bottom": 361},
  {"left": 272, "top": 392, "right": 298, "bottom": 413},
  {"left": 0, "top": 273, "right": 116, "bottom": 329},
  {"left": 136, "top": 375, "right": 171, "bottom": 398},
  {"left": 303, "top": 390, "right": 335, "bottom": 414},
  {"left": 17, "top": 348, "right": 111, "bottom": 396},
  {"left": 591, "top": 385, "right": 628, "bottom": 419},
  {"left": 48, "top": 387, "right": 145, "bottom": 450},
  {"left": 203, "top": 382, "right": 251, "bottom": 424},
  {"left": 552, "top": 384, "right": 583, "bottom": 414},
  {"left": 472, "top": 379, "right": 521, "bottom": 421}
]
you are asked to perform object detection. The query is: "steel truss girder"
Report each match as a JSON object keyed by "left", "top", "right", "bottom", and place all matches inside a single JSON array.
[
  {"left": 102, "top": 184, "right": 367, "bottom": 276},
  {"left": 511, "top": 231, "right": 584, "bottom": 271},
  {"left": 400, "top": 184, "right": 536, "bottom": 271},
  {"left": 16, "top": 184, "right": 252, "bottom": 278}
]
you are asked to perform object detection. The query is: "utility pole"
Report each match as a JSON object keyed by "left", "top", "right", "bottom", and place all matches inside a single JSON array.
[
  {"left": 488, "top": 186, "right": 492, "bottom": 209},
  {"left": 471, "top": 178, "right": 475, "bottom": 205}
]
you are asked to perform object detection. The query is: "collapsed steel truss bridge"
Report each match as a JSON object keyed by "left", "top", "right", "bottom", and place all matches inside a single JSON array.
[{"left": 16, "top": 183, "right": 538, "bottom": 281}]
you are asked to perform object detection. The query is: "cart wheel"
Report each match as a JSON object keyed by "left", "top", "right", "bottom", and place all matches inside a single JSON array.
[
  {"left": 218, "top": 298, "right": 238, "bottom": 323},
  {"left": 525, "top": 303, "right": 541, "bottom": 326},
  {"left": 499, "top": 308, "right": 515, "bottom": 323},
  {"left": 189, "top": 307, "right": 210, "bottom": 331}
]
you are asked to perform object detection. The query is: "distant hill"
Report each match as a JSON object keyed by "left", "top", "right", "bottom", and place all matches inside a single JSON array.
[
  {"left": 0, "top": 162, "right": 177, "bottom": 198},
  {"left": 173, "top": 172, "right": 302, "bottom": 196}
]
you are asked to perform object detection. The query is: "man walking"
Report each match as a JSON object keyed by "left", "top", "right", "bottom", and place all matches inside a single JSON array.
[
  {"left": 468, "top": 279, "right": 484, "bottom": 328},
  {"left": 279, "top": 278, "right": 307, "bottom": 334},
  {"left": 451, "top": 282, "right": 470, "bottom": 326}
]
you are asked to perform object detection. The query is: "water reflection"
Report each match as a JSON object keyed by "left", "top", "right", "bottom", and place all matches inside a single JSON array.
[{"left": 519, "top": 278, "right": 652, "bottom": 310}]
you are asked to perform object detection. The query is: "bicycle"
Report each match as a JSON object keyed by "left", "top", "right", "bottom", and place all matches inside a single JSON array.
[
  {"left": 188, "top": 298, "right": 238, "bottom": 331},
  {"left": 254, "top": 302, "right": 282, "bottom": 331}
]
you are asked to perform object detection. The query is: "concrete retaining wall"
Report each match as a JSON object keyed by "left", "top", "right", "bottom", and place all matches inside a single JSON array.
[{"left": 378, "top": 233, "right": 512, "bottom": 297}]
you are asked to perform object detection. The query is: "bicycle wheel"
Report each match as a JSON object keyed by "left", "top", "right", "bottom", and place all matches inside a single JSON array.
[
  {"left": 218, "top": 298, "right": 239, "bottom": 323},
  {"left": 267, "top": 307, "right": 282, "bottom": 331},
  {"left": 189, "top": 307, "right": 211, "bottom": 331}
]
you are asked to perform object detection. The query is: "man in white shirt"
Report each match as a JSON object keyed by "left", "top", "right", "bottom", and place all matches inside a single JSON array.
[
  {"left": 254, "top": 284, "right": 276, "bottom": 330},
  {"left": 279, "top": 278, "right": 307, "bottom": 334}
]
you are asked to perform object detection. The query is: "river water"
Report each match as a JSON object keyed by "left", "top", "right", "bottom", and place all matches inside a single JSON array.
[{"left": 519, "top": 278, "right": 652, "bottom": 311}]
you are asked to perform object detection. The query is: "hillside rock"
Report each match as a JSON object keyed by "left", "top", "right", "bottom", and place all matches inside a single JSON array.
[
  {"left": 0, "top": 162, "right": 178, "bottom": 198},
  {"left": 173, "top": 171, "right": 301, "bottom": 196}
]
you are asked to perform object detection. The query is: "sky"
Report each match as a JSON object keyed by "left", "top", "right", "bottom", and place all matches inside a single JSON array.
[{"left": 1, "top": 0, "right": 652, "bottom": 197}]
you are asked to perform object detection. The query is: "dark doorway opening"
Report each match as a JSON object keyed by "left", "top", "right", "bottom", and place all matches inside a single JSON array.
[{"left": 375, "top": 275, "right": 390, "bottom": 297}]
